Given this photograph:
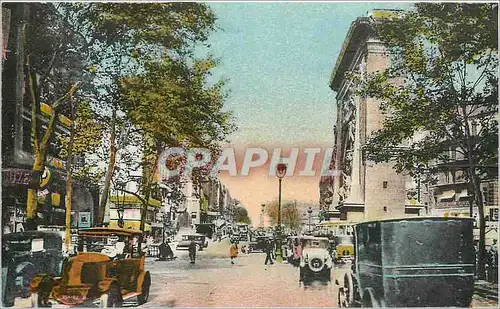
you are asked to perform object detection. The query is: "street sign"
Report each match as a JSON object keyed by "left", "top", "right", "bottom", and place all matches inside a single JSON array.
[{"left": 78, "top": 212, "right": 92, "bottom": 228}]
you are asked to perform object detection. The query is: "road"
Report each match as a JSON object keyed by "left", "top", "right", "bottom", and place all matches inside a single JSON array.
[
  {"left": 12, "top": 237, "right": 498, "bottom": 307},
  {"left": 140, "top": 238, "right": 342, "bottom": 307}
]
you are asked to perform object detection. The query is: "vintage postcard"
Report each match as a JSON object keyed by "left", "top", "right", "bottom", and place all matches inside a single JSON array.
[{"left": 1, "top": 1, "right": 498, "bottom": 307}]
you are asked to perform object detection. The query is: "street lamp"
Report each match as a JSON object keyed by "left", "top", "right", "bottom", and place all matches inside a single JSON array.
[
  {"left": 116, "top": 182, "right": 126, "bottom": 228},
  {"left": 276, "top": 162, "right": 287, "bottom": 261},
  {"left": 307, "top": 207, "right": 313, "bottom": 233}
]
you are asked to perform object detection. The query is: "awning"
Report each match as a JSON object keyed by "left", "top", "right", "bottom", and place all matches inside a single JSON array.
[
  {"left": 109, "top": 195, "right": 162, "bottom": 208},
  {"left": 207, "top": 211, "right": 220, "bottom": 217},
  {"left": 457, "top": 189, "right": 471, "bottom": 200},
  {"left": 109, "top": 220, "right": 151, "bottom": 232},
  {"left": 438, "top": 190, "right": 456, "bottom": 202}
]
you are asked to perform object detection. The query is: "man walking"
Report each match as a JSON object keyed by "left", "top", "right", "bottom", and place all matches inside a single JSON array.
[
  {"left": 265, "top": 239, "right": 274, "bottom": 265},
  {"left": 188, "top": 241, "right": 197, "bottom": 264}
]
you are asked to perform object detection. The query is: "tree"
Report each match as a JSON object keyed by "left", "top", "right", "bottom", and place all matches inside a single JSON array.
[
  {"left": 54, "top": 2, "right": 220, "bottom": 226},
  {"left": 119, "top": 55, "right": 236, "bottom": 233},
  {"left": 58, "top": 100, "right": 103, "bottom": 250},
  {"left": 266, "top": 200, "right": 302, "bottom": 231},
  {"left": 353, "top": 3, "right": 497, "bottom": 279},
  {"left": 234, "top": 206, "right": 251, "bottom": 224},
  {"left": 22, "top": 3, "right": 87, "bottom": 229}
]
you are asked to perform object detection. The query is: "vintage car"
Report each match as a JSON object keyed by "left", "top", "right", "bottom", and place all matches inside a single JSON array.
[
  {"left": 248, "top": 236, "right": 268, "bottom": 253},
  {"left": 332, "top": 235, "right": 355, "bottom": 263},
  {"left": 29, "top": 227, "right": 151, "bottom": 307},
  {"left": 2, "top": 231, "right": 65, "bottom": 306},
  {"left": 176, "top": 234, "right": 208, "bottom": 251},
  {"left": 337, "top": 217, "right": 475, "bottom": 308},
  {"left": 299, "top": 236, "right": 333, "bottom": 282}
]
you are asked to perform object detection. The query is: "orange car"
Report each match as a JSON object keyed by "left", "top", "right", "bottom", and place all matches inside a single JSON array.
[{"left": 29, "top": 227, "right": 151, "bottom": 307}]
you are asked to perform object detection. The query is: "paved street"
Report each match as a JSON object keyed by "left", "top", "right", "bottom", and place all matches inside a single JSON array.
[
  {"left": 12, "top": 238, "right": 498, "bottom": 307},
  {"left": 140, "top": 238, "right": 342, "bottom": 307}
]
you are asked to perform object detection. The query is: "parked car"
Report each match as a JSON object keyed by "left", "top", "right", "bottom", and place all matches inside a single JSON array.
[
  {"left": 176, "top": 234, "right": 208, "bottom": 251},
  {"left": 337, "top": 217, "right": 475, "bottom": 307},
  {"left": 29, "top": 227, "right": 151, "bottom": 307},
  {"left": 332, "top": 235, "right": 354, "bottom": 263},
  {"left": 2, "top": 231, "right": 65, "bottom": 306},
  {"left": 248, "top": 236, "right": 268, "bottom": 253},
  {"left": 299, "top": 236, "right": 333, "bottom": 283}
]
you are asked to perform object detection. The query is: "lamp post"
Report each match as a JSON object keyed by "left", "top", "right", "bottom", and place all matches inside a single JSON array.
[
  {"left": 307, "top": 206, "right": 313, "bottom": 233},
  {"left": 276, "top": 163, "right": 287, "bottom": 261},
  {"left": 116, "top": 182, "right": 126, "bottom": 228}
]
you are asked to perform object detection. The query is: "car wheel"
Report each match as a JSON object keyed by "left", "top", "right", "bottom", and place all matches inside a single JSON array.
[
  {"left": 18, "top": 263, "right": 37, "bottom": 298},
  {"left": 100, "top": 283, "right": 123, "bottom": 307},
  {"left": 137, "top": 272, "right": 151, "bottom": 305}
]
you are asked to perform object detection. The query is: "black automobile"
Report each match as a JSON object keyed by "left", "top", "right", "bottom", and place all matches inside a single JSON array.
[
  {"left": 2, "top": 231, "right": 65, "bottom": 306},
  {"left": 248, "top": 236, "right": 268, "bottom": 253}
]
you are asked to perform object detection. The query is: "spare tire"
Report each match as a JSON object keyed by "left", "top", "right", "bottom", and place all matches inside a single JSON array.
[{"left": 308, "top": 257, "right": 324, "bottom": 272}]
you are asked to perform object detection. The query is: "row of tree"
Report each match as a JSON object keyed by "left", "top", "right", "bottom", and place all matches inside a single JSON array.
[{"left": 15, "top": 3, "right": 236, "bottom": 246}]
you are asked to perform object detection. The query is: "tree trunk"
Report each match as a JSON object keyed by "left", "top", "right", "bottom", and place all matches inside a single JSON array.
[
  {"left": 97, "top": 109, "right": 117, "bottom": 226},
  {"left": 473, "top": 174, "right": 486, "bottom": 280},
  {"left": 139, "top": 143, "right": 161, "bottom": 242},
  {"left": 64, "top": 100, "right": 75, "bottom": 252}
]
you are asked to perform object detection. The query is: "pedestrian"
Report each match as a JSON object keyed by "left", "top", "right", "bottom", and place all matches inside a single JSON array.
[
  {"left": 230, "top": 241, "right": 238, "bottom": 264},
  {"left": 188, "top": 241, "right": 197, "bottom": 264},
  {"left": 265, "top": 239, "right": 274, "bottom": 265}
]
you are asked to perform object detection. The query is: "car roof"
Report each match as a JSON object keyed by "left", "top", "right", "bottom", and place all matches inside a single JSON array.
[
  {"left": 78, "top": 227, "right": 143, "bottom": 236},
  {"left": 300, "top": 236, "right": 330, "bottom": 241},
  {"left": 4, "top": 230, "right": 61, "bottom": 240}
]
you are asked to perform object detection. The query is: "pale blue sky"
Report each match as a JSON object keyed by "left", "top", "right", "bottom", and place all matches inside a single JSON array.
[{"left": 198, "top": 2, "right": 411, "bottom": 146}]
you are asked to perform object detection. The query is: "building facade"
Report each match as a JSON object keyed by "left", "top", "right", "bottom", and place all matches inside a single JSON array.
[
  {"left": 325, "top": 11, "right": 424, "bottom": 222},
  {"left": 2, "top": 4, "right": 98, "bottom": 235}
]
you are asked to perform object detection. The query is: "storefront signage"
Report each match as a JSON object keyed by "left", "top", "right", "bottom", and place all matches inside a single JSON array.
[
  {"left": 436, "top": 200, "right": 471, "bottom": 209},
  {"left": 78, "top": 212, "right": 92, "bottom": 228},
  {"left": 2, "top": 168, "right": 32, "bottom": 186}
]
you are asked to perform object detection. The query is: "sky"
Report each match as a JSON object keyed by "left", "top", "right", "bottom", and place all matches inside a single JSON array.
[{"left": 197, "top": 2, "right": 411, "bottom": 224}]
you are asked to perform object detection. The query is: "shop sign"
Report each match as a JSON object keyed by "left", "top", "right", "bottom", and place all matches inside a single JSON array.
[
  {"left": 2, "top": 168, "right": 32, "bottom": 186},
  {"left": 78, "top": 212, "right": 92, "bottom": 228}
]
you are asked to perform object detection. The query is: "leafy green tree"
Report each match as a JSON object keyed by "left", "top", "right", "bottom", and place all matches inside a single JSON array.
[
  {"left": 234, "top": 206, "right": 251, "bottom": 225},
  {"left": 119, "top": 55, "right": 236, "bottom": 233},
  {"left": 266, "top": 200, "right": 302, "bottom": 231},
  {"left": 55, "top": 2, "right": 220, "bottom": 225},
  {"left": 20, "top": 3, "right": 87, "bottom": 229},
  {"left": 352, "top": 3, "right": 497, "bottom": 278},
  {"left": 58, "top": 100, "right": 103, "bottom": 249}
]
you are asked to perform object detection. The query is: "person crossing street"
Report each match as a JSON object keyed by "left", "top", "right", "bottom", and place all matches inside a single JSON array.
[{"left": 264, "top": 239, "right": 274, "bottom": 265}]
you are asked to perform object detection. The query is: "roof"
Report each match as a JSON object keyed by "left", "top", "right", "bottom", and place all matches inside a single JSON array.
[
  {"left": 357, "top": 216, "right": 474, "bottom": 225},
  {"left": 3, "top": 230, "right": 61, "bottom": 240},
  {"left": 329, "top": 10, "right": 404, "bottom": 91},
  {"left": 300, "top": 236, "right": 330, "bottom": 241},
  {"left": 329, "top": 17, "right": 373, "bottom": 91},
  {"left": 78, "top": 227, "right": 143, "bottom": 236}
]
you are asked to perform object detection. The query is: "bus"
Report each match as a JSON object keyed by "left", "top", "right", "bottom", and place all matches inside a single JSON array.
[{"left": 313, "top": 221, "right": 355, "bottom": 237}]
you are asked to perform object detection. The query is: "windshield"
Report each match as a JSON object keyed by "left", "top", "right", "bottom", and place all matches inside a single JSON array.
[
  {"left": 78, "top": 235, "right": 129, "bottom": 253},
  {"left": 302, "top": 239, "right": 329, "bottom": 249}
]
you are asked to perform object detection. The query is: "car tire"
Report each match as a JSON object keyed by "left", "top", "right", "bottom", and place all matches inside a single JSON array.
[
  {"left": 137, "top": 272, "right": 151, "bottom": 305},
  {"left": 100, "top": 283, "right": 123, "bottom": 307}
]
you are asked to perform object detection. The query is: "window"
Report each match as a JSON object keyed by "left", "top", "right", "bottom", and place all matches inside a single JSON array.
[{"left": 383, "top": 181, "right": 388, "bottom": 188}]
